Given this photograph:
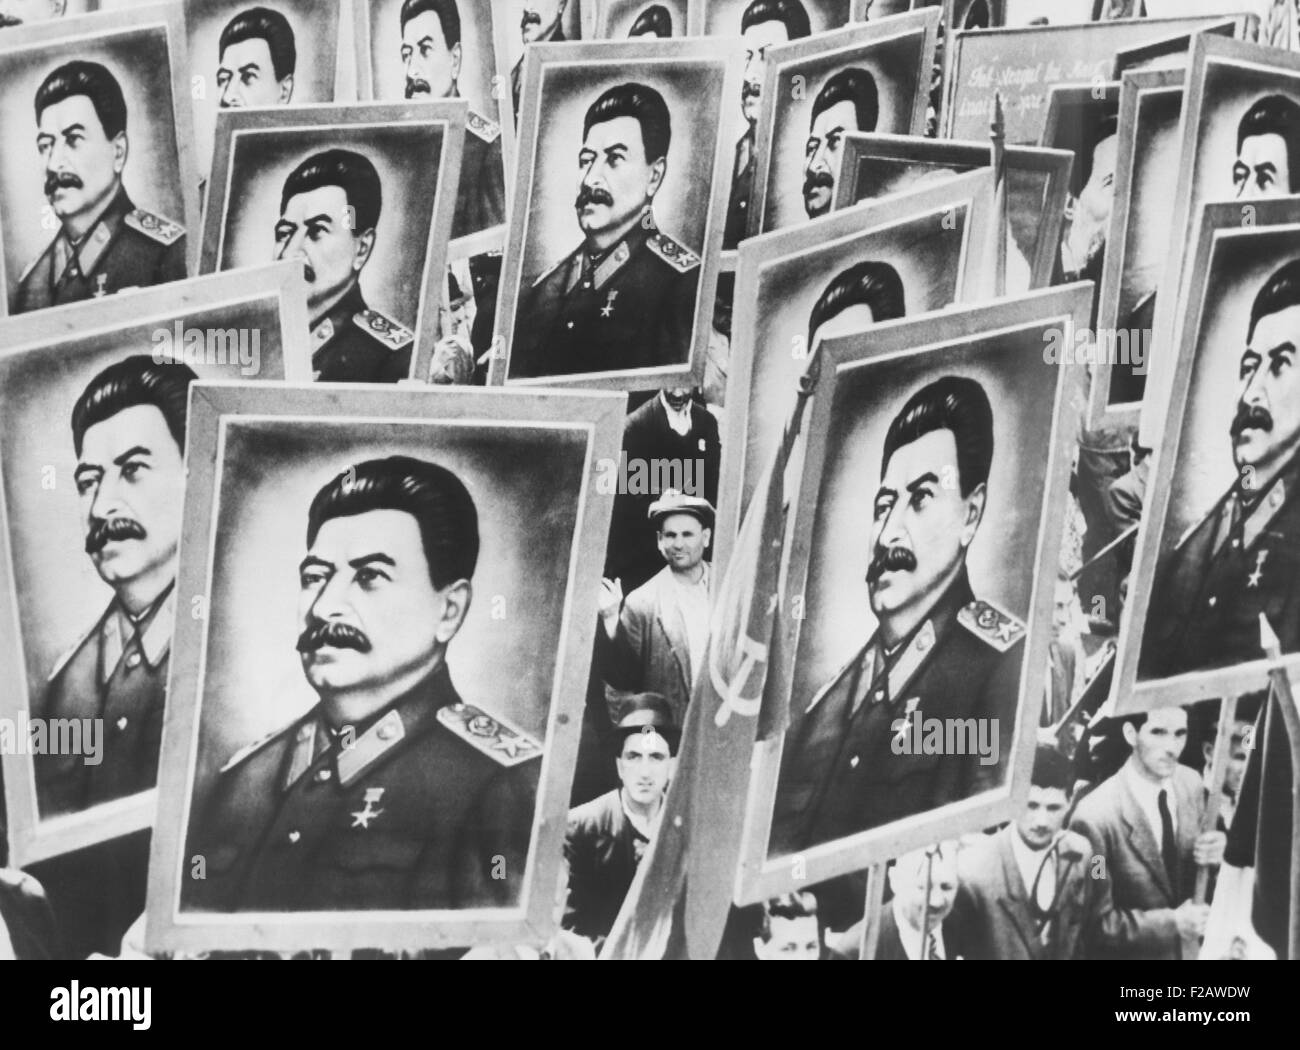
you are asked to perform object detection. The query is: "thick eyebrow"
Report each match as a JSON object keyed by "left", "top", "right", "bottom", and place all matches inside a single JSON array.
[
  {"left": 906, "top": 472, "right": 940, "bottom": 495},
  {"left": 1253, "top": 160, "right": 1278, "bottom": 177},
  {"left": 114, "top": 445, "right": 152, "bottom": 466},
  {"left": 874, "top": 485, "right": 897, "bottom": 505},
  {"left": 1268, "top": 341, "right": 1297, "bottom": 363},
  {"left": 417, "top": 34, "right": 434, "bottom": 50},
  {"left": 274, "top": 218, "right": 297, "bottom": 237},
  {"left": 74, "top": 462, "right": 103, "bottom": 481},
  {"left": 238, "top": 62, "right": 262, "bottom": 77},
  {"left": 299, "top": 554, "right": 334, "bottom": 575},
  {"left": 304, "top": 212, "right": 335, "bottom": 229},
  {"left": 349, "top": 553, "right": 397, "bottom": 570}
]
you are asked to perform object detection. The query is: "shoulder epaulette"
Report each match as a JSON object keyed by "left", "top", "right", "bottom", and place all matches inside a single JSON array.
[
  {"left": 467, "top": 109, "right": 501, "bottom": 144},
  {"left": 46, "top": 613, "right": 107, "bottom": 683},
  {"left": 957, "top": 598, "right": 1025, "bottom": 653},
  {"left": 532, "top": 251, "right": 573, "bottom": 289},
  {"left": 437, "top": 702, "right": 543, "bottom": 767},
  {"left": 124, "top": 208, "right": 185, "bottom": 246},
  {"left": 220, "top": 722, "right": 293, "bottom": 774},
  {"left": 353, "top": 308, "right": 414, "bottom": 351},
  {"left": 647, "top": 232, "right": 700, "bottom": 273}
]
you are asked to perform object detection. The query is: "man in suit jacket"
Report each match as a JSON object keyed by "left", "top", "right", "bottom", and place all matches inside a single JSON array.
[
  {"left": 599, "top": 492, "right": 714, "bottom": 727},
  {"left": 608, "top": 388, "right": 721, "bottom": 593},
  {"left": 1070, "top": 707, "right": 1226, "bottom": 960},
  {"left": 951, "top": 746, "right": 1104, "bottom": 960},
  {"left": 874, "top": 844, "right": 968, "bottom": 960}
]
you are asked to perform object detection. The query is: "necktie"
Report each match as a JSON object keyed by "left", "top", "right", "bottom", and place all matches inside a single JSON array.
[
  {"left": 1158, "top": 789, "right": 1180, "bottom": 899},
  {"left": 924, "top": 930, "right": 942, "bottom": 961}
]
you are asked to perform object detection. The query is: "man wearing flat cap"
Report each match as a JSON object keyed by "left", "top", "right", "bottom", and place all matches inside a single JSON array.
[
  {"left": 562, "top": 693, "right": 678, "bottom": 945},
  {"left": 598, "top": 489, "right": 714, "bottom": 727}
]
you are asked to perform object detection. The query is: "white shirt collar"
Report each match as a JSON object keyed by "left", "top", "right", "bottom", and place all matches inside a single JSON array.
[
  {"left": 1006, "top": 826, "right": 1055, "bottom": 909},
  {"left": 660, "top": 392, "right": 693, "bottom": 436},
  {"left": 891, "top": 898, "right": 945, "bottom": 960},
  {"left": 1124, "top": 760, "right": 1176, "bottom": 843},
  {"left": 620, "top": 788, "right": 662, "bottom": 840}
]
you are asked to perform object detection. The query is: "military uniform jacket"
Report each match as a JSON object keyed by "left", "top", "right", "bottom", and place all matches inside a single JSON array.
[
  {"left": 185, "top": 663, "right": 541, "bottom": 913},
  {"left": 562, "top": 788, "right": 651, "bottom": 943},
  {"left": 310, "top": 283, "right": 414, "bottom": 383},
  {"left": 723, "top": 129, "right": 756, "bottom": 250},
  {"left": 511, "top": 215, "right": 698, "bottom": 379},
  {"left": 12, "top": 188, "right": 185, "bottom": 314},
  {"left": 1139, "top": 455, "right": 1300, "bottom": 679},
  {"left": 452, "top": 110, "right": 506, "bottom": 240},
  {"left": 35, "top": 592, "right": 173, "bottom": 817},
  {"left": 770, "top": 569, "right": 1024, "bottom": 855}
]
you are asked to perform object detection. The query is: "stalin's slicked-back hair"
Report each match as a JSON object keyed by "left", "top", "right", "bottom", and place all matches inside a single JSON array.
[
  {"left": 400, "top": 0, "right": 461, "bottom": 47},
  {"left": 628, "top": 3, "right": 673, "bottom": 37},
  {"left": 584, "top": 82, "right": 671, "bottom": 163},
  {"left": 35, "top": 60, "right": 127, "bottom": 138},
  {"left": 741, "top": 0, "right": 811, "bottom": 39},
  {"left": 808, "top": 260, "right": 904, "bottom": 346},
  {"left": 882, "top": 376, "right": 993, "bottom": 498},
  {"left": 1237, "top": 94, "right": 1300, "bottom": 194},
  {"left": 758, "top": 891, "right": 819, "bottom": 941},
  {"left": 220, "top": 6, "right": 298, "bottom": 81},
  {"left": 71, "top": 356, "right": 198, "bottom": 458},
  {"left": 306, "top": 456, "right": 480, "bottom": 589},
  {"left": 281, "top": 148, "right": 382, "bottom": 233},
  {"left": 1248, "top": 257, "right": 1300, "bottom": 343},
  {"left": 810, "top": 68, "right": 879, "bottom": 134}
]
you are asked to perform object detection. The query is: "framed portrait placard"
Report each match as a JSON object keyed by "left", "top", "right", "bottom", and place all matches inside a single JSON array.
[
  {"left": 593, "top": 0, "right": 694, "bottom": 39},
  {"left": 716, "top": 169, "right": 994, "bottom": 569},
  {"left": 1113, "top": 198, "right": 1300, "bottom": 715},
  {"left": 0, "top": 2, "right": 201, "bottom": 316},
  {"left": 491, "top": 38, "right": 739, "bottom": 390},
  {"left": 145, "top": 384, "right": 624, "bottom": 955},
  {"left": 0, "top": 263, "right": 312, "bottom": 866},
  {"left": 734, "top": 283, "right": 1091, "bottom": 903},
  {"left": 833, "top": 131, "right": 1072, "bottom": 294},
  {"left": 746, "top": 10, "right": 939, "bottom": 237},
  {"left": 202, "top": 101, "right": 465, "bottom": 385}
]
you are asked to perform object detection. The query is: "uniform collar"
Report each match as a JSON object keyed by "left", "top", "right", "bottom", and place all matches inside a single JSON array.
[
  {"left": 572, "top": 212, "right": 657, "bottom": 295},
  {"left": 283, "top": 661, "right": 459, "bottom": 792},
  {"left": 54, "top": 186, "right": 133, "bottom": 285},
  {"left": 857, "top": 568, "right": 975, "bottom": 711},
  {"left": 310, "top": 282, "right": 367, "bottom": 358},
  {"left": 1220, "top": 451, "right": 1300, "bottom": 555},
  {"left": 99, "top": 584, "right": 175, "bottom": 686}
]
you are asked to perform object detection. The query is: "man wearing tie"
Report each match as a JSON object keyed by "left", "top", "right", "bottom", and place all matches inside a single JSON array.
[{"left": 1069, "top": 707, "right": 1226, "bottom": 959}]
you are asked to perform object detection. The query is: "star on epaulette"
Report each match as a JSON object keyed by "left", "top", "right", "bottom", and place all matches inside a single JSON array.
[
  {"left": 957, "top": 598, "right": 1026, "bottom": 653},
  {"left": 437, "top": 703, "right": 542, "bottom": 767},
  {"left": 647, "top": 232, "right": 700, "bottom": 273},
  {"left": 124, "top": 208, "right": 185, "bottom": 246},
  {"left": 467, "top": 109, "right": 501, "bottom": 143},
  {"left": 220, "top": 723, "right": 292, "bottom": 774},
  {"left": 353, "top": 309, "right": 414, "bottom": 351}
]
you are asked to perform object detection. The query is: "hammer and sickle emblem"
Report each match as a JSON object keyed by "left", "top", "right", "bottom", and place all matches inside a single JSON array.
[{"left": 711, "top": 634, "right": 768, "bottom": 728}]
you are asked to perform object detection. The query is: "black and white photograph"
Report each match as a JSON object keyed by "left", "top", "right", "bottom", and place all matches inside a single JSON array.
[
  {"left": 0, "top": 4, "right": 199, "bottom": 317},
  {"left": 1115, "top": 198, "right": 1300, "bottom": 710},
  {"left": 1089, "top": 67, "right": 1183, "bottom": 425},
  {"left": 496, "top": 0, "right": 586, "bottom": 126},
  {"left": 0, "top": 262, "right": 312, "bottom": 870},
  {"left": 1142, "top": 34, "right": 1300, "bottom": 446},
  {"left": 493, "top": 39, "right": 737, "bottom": 388},
  {"left": 145, "top": 383, "right": 623, "bottom": 954},
  {"left": 0, "top": 1, "right": 100, "bottom": 28},
  {"left": 736, "top": 284, "right": 1089, "bottom": 907},
  {"left": 201, "top": 101, "right": 464, "bottom": 384},
  {"left": 746, "top": 10, "right": 939, "bottom": 236},
  {"left": 833, "top": 131, "right": 1072, "bottom": 293},
  {"left": 355, "top": 0, "right": 508, "bottom": 254},
  {"left": 716, "top": 170, "right": 994, "bottom": 565},
  {"left": 594, "top": 0, "right": 690, "bottom": 39}
]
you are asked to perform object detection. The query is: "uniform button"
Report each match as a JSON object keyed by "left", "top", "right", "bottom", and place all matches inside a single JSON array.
[
  {"left": 874, "top": 689, "right": 884, "bottom": 702},
  {"left": 1208, "top": 596, "right": 1217, "bottom": 607},
  {"left": 1232, "top": 539, "right": 1240, "bottom": 549},
  {"left": 315, "top": 767, "right": 332, "bottom": 783},
  {"left": 582, "top": 280, "right": 591, "bottom": 289},
  {"left": 125, "top": 652, "right": 142, "bottom": 669},
  {"left": 288, "top": 830, "right": 301, "bottom": 843},
  {"left": 566, "top": 321, "right": 574, "bottom": 329},
  {"left": 849, "top": 755, "right": 860, "bottom": 768},
  {"left": 116, "top": 716, "right": 128, "bottom": 732}
]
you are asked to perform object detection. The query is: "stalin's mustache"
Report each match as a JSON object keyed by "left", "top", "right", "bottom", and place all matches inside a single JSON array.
[
  {"left": 803, "top": 169, "right": 835, "bottom": 197},
  {"left": 85, "top": 516, "right": 147, "bottom": 555},
  {"left": 521, "top": 10, "right": 542, "bottom": 30},
  {"left": 297, "top": 620, "right": 372, "bottom": 654},
  {"left": 1231, "top": 403, "right": 1273, "bottom": 441},
  {"left": 576, "top": 186, "right": 615, "bottom": 211},
  {"left": 405, "top": 76, "right": 431, "bottom": 98},
  {"left": 867, "top": 544, "right": 917, "bottom": 584},
  {"left": 742, "top": 80, "right": 762, "bottom": 103},
  {"left": 45, "top": 170, "right": 83, "bottom": 197}
]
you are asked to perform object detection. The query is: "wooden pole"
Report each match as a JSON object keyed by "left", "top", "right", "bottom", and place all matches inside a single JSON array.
[
  {"left": 1259, "top": 615, "right": 1300, "bottom": 962},
  {"left": 858, "top": 864, "right": 887, "bottom": 961}
]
